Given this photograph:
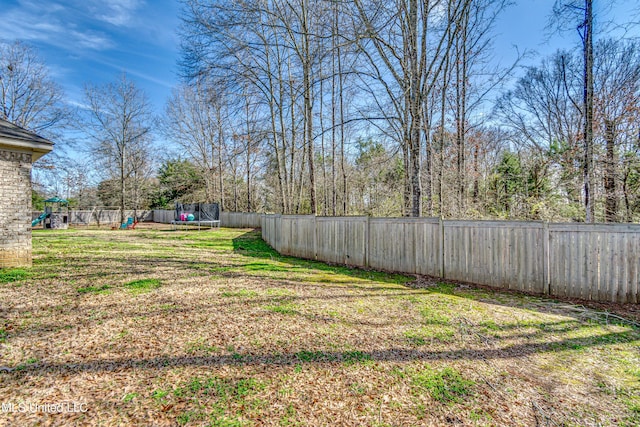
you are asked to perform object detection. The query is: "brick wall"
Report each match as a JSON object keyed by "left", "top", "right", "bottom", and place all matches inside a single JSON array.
[{"left": 0, "top": 149, "right": 33, "bottom": 268}]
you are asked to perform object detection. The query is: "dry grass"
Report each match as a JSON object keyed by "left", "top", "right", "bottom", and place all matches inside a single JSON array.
[{"left": 0, "top": 226, "right": 639, "bottom": 426}]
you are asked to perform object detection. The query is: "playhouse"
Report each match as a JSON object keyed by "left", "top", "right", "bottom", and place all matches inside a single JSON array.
[{"left": 0, "top": 119, "right": 54, "bottom": 268}]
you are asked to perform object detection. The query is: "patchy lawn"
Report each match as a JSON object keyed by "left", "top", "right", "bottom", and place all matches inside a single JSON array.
[{"left": 0, "top": 226, "right": 639, "bottom": 426}]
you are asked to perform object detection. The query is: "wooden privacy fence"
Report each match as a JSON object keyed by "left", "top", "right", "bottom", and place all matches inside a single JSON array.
[
  {"left": 220, "top": 212, "right": 262, "bottom": 228},
  {"left": 260, "top": 215, "right": 640, "bottom": 304},
  {"left": 152, "top": 209, "right": 175, "bottom": 224},
  {"left": 152, "top": 210, "right": 261, "bottom": 226},
  {"left": 32, "top": 210, "right": 153, "bottom": 225}
]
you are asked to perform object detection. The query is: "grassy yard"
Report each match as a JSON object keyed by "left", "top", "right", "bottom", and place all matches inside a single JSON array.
[{"left": 0, "top": 227, "right": 639, "bottom": 426}]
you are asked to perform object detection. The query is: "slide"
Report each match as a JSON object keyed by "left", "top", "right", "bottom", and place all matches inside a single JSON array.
[{"left": 32, "top": 212, "right": 50, "bottom": 227}]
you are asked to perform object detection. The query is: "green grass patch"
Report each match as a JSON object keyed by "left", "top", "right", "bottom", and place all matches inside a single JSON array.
[
  {"left": 0, "top": 328, "right": 7, "bottom": 343},
  {"left": 221, "top": 289, "right": 258, "bottom": 298},
  {"left": 172, "top": 375, "right": 264, "bottom": 426},
  {"left": 77, "top": 284, "right": 110, "bottom": 294},
  {"left": 265, "top": 303, "right": 298, "bottom": 315},
  {"left": 15, "top": 357, "right": 39, "bottom": 371},
  {"left": 244, "top": 262, "right": 291, "bottom": 272},
  {"left": 428, "top": 282, "right": 456, "bottom": 294},
  {"left": 185, "top": 338, "right": 219, "bottom": 355},
  {"left": 123, "top": 392, "right": 138, "bottom": 403},
  {"left": 404, "top": 326, "right": 456, "bottom": 345},
  {"left": 151, "top": 388, "right": 171, "bottom": 401},
  {"left": 176, "top": 410, "right": 209, "bottom": 426},
  {"left": 0, "top": 268, "right": 31, "bottom": 283},
  {"left": 266, "top": 288, "right": 296, "bottom": 297},
  {"left": 295, "top": 350, "right": 333, "bottom": 362},
  {"left": 411, "top": 367, "right": 475, "bottom": 404},
  {"left": 124, "top": 278, "right": 161, "bottom": 293},
  {"left": 342, "top": 351, "right": 372, "bottom": 365},
  {"left": 420, "top": 306, "right": 452, "bottom": 325}
]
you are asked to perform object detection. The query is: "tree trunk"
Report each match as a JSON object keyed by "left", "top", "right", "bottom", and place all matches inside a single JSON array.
[
  {"left": 338, "top": 44, "right": 347, "bottom": 216},
  {"left": 604, "top": 119, "right": 617, "bottom": 222},
  {"left": 472, "top": 141, "right": 479, "bottom": 204},
  {"left": 583, "top": 0, "right": 594, "bottom": 222},
  {"left": 408, "top": 0, "right": 422, "bottom": 217},
  {"left": 120, "top": 145, "right": 126, "bottom": 224},
  {"left": 455, "top": 8, "right": 469, "bottom": 217},
  {"left": 302, "top": 0, "right": 316, "bottom": 215},
  {"left": 622, "top": 171, "right": 631, "bottom": 222},
  {"left": 424, "top": 117, "right": 433, "bottom": 216},
  {"left": 332, "top": 4, "right": 338, "bottom": 216},
  {"left": 319, "top": 60, "right": 327, "bottom": 216},
  {"left": 217, "top": 111, "right": 225, "bottom": 211},
  {"left": 265, "top": 38, "right": 287, "bottom": 214}
]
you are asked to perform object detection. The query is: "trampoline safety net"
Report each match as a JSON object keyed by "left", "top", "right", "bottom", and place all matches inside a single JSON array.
[{"left": 175, "top": 203, "right": 220, "bottom": 221}]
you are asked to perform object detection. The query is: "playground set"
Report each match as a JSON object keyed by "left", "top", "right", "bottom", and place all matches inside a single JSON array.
[
  {"left": 32, "top": 197, "right": 69, "bottom": 229},
  {"left": 114, "top": 217, "right": 138, "bottom": 230}
]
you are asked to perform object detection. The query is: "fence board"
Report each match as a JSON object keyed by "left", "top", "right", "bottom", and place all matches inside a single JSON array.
[
  {"left": 153, "top": 210, "right": 175, "bottom": 224},
  {"left": 444, "top": 221, "right": 545, "bottom": 294},
  {"left": 369, "top": 219, "right": 414, "bottom": 273},
  {"left": 220, "top": 212, "right": 261, "bottom": 228},
  {"left": 548, "top": 224, "right": 640, "bottom": 303},
  {"left": 279, "top": 216, "right": 315, "bottom": 259},
  {"left": 316, "top": 217, "right": 367, "bottom": 266},
  {"left": 261, "top": 215, "right": 280, "bottom": 250},
  {"left": 414, "top": 219, "right": 441, "bottom": 276}
]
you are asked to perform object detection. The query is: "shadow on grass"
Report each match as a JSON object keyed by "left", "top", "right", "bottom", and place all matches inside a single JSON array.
[
  {"left": 1, "top": 286, "right": 442, "bottom": 339},
  {"left": 230, "top": 231, "right": 640, "bottom": 327},
  {"left": 1, "top": 328, "right": 637, "bottom": 377},
  {"left": 231, "top": 230, "right": 412, "bottom": 286}
]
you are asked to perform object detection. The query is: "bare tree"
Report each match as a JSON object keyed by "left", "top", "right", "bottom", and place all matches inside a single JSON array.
[
  {"left": 495, "top": 52, "right": 584, "bottom": 206},
  {"left": 352, "top": 0, "right": 470, "bottom": 216},
  {"left": 162, "top": 82, "right": 228, "bottom": 204},
  {"left": 82, "top": 73, "right": 154, "bottom": 224},
  {"left": 552, "top": 0, "right": 595, "bottom": 222},
  {"left": 593, "top": 39, "right": 640, "bottom": 222},
  {"left": 0, "top": 41, "right": 69, "bottom": 136}
]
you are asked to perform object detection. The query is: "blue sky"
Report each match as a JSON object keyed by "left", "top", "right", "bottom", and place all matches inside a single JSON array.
[
  {"left": 0, "top": 0, "right": 180, "bottom": 113},
  {"left": 495, "top": 0, "right": 639, "bottom": 67},
  {"left": 0, "top": 0, "right": 638, "bottom": 121}
]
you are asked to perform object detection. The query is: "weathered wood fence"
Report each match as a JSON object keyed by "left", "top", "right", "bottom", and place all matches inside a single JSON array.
[
  {"left": 151, "top": 210, "right": 261, "bottom": 227},
  {"left": 32, "top": 210, "right": 153, "bottom": 225},
  {"left": 152, "top": 210, "right": 175, "bottom": 224},
  {"left": 260, "top": 215, "right": 640, "bottom": 304},
  {"left": 220, "top": 212, "right": 261, "bottom": 228}
]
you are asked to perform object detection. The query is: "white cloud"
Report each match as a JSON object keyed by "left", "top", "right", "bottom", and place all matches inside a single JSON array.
[
  {"left": 90, "top": 56, "right": 174, "bottom": 88},
  {"left": 0, "top": 1, "right": 114, "bottom": 50},
  {"left": 87, "top": 0, "right": 144, "bottom": 27},
  {"left": 70, "top": 31, "right": 114, "bottom": 50}
]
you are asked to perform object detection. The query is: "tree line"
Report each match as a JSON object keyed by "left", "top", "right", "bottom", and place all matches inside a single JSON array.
[{"left": 2, "top": 1, "right": 639, "bottom": 222}]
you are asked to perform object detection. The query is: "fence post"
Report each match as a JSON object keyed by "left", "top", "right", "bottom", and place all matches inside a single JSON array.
[
  {"left": 365, "top": 216, "right": 370, "bottom": 268},
  {"left": 439, "top": 217, "right": 446, "bottom": 279},
  {"left": 313, "top": 215, "right": 318, "bottom": 260},
  {"left": 273, "top": 215, "right": 282, "bottom": 253},
  {"left": 543, "top": 221, "right": 550, "bottom": 295}
]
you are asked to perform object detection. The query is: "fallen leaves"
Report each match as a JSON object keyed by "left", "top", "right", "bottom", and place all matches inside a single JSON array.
[{"left": 0, "top": 227, "right": 637, "bottom": 426}]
